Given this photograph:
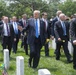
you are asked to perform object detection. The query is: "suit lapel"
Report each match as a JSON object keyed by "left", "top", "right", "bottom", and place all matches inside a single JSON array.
[
  {"left": 59, "top": 21, "right": 64, "bottom": 33},
  {"left": 33, "top": 18, "right": 36, "bottom": 30}
]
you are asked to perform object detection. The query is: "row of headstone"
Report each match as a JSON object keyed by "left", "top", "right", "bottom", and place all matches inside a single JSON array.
[
  {"left": 52, "top": 39, "right": 73, "bottom": 55},
  {"left": 4, "top": 49, "right": 51, "bottom": 75}
]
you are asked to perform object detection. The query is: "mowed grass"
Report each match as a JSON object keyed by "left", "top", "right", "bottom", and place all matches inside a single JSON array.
[{"left": 0, "top": 40, "right": 76, "bottom": 75}]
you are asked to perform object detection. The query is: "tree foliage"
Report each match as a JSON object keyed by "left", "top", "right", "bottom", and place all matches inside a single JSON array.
[
  {"left": 0, "top": 0, "right": 10, "bottom": 18},
  {"left": 58, "top": 0, "right": 76, "bottom": 16},
  {"left": 0, "top": 0, "right": 75, "bottom": 19}
]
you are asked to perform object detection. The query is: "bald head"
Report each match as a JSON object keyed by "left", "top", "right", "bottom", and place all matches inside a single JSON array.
[
  {"left": 59, "top": 13, "right": 66, "bottom": 21},
  {"left": 33, "top": 10, "right": 40, "bottom": 19},
  {"left": 56, "top": 10, "right": 62, "bottom": 17}
]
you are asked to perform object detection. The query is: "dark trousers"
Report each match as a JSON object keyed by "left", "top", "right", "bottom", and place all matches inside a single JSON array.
[
  {"left": 54, "top": 43, "right": 58, "bottom": 54},
  {"left": 73, "top": 45, "right": 76, "bottom": 68},
  {"left": 24, "top": 36, "right": 28, "bottom": 55},
  {"left": 3, "top": 36, "right": 12, "bottom": 56},
  {"left": 12, "top": 35, "right": 19, "bottom": 53},
  {"left": 29, "top": 36, "right": 42, "bottom": 68},
  {"left": 56, "top": 40, "right": 71, "bottom": 61},
  {"left": 44, "top": 42, "right": 49, "bottom": 56}
]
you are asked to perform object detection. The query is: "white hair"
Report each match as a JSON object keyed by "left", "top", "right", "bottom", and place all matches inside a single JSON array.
[
  {"left": 22, "top": 14, "right": 27, "bottom": 17},
  {"left": 56, "top": 10, "right": 62, "bottom": 16},
  {"left": 59, "top": 13, "right": 65, "bottom": 18},
  {"left": 33, "top": 10, "right": 40, "bottom": 14}
]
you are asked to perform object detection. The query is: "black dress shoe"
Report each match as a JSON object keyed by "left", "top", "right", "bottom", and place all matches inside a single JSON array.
[
  {"left": 45, "top": 55, "right": 49, "bottom": 57},
  {"left": 67, "top": 59, "right": 73, "bottom": 63},
  {"left": 28, "top": 59, "right": 31, "bottom": 67},
  {"left": 56, "top": 57, "right": 60, "bottom": 60},
  {"left": 73, "top": 67, "right": 76, "bottom": 70}
]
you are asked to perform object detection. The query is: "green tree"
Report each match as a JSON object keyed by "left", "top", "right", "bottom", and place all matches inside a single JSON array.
[
  {"left": 0, "top": 0, "right": 10, "bottom": 18},
  {"left": 58, "top": 0, "right": 76, "bottom": 16}
]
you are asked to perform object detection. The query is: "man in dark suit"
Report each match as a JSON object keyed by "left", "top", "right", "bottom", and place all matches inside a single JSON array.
[
  {"left": 12, "top": 16, "right": 20, "bottom": 54},
  {"left": 51, "top": 10, "right": 62, "bottom": 54},
  {"left": 19, "top": 10, "right": 46, "bottom": 69},
  {"left": 0, "top": 17, "right": 14, "bottom": 56},
  {"left": 70, "top": 14, "right": 76, "bottom": 69},
  {"left": 0, "top": 16, "right": 5, "bottom": 36},
  {"left": 19, "top": 14, "right": 28, "bottom": 55},
  {"left": 54, "top": 13, "right": 72, "bottom": 63},
  {"left": 42, "top": 12, "right": 51, "bottom": 56}
]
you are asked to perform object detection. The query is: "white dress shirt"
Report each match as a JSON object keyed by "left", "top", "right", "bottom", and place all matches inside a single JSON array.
[
  {"left": 13, "top": 22, "right": 18, "bottom": 34},
  {"left": 3, "top": 23, "right": 10, "bottom": 36}
]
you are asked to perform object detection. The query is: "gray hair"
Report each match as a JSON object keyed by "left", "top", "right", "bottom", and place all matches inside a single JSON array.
[
  {"left": 56, "top": 10, "right": 62, "bottom": 16},
  {"left": 22, "top": 14, "right": 27, "bottom": 17},
  {"left": 33, "top": 10, "right": 40, "bottom": 14}
]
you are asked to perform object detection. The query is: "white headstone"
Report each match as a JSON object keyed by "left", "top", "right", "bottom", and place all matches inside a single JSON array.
[
  {"left": 52, "top": 39, "right": 56, "bottom": 50},
  {"left": 38, "top": 69, "right": 51, "bottom": 75},
  {"left": 4, "top": 49, "right": 9, "bottom": 69},
  {"left": 68, "top": 41, "right": 73, "bottom": 55},
  {"left": 16, "top": 56, "right": 24, "bottom": 75}
]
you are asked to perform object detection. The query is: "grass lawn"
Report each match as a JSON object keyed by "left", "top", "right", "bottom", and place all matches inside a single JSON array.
[{"left": 0, "top": 41, "right": 76, "bottom": 75}]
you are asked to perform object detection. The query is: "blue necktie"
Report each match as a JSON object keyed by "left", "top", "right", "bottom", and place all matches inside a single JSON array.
[
  {"left": 14, "top": 22, "right": 18, "bottom": 34},
  {"left": 35, "top": 19, "right": 39, "bottom": 38},
  {"left": 62, "top": 22, "right": 66, "bottom": 36}
]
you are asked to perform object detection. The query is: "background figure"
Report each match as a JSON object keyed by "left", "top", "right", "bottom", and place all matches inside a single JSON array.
[
  {"left": 42, "top": 12, "right": 51, "bottom": 56},
  {"left": 0, "top": 16, "right": 5, "bottom": 44},
  {"left": 54, "top": 13, "right": 72, "bottom": 63},
  {"left": 70, "top": 14, "right": 76, "bottom": 70},
  {"left": 19, "top": 14, "right": 28, "bottom": 55},
  {"left": 12, "top": 16, "right": 20, "bottom": 54},
  {"left": 51, "top": 10, "right": 62, "bottom": 54},
  {"left": 0, "top": 17, "right": 14, "bottom": 56},
  {"left": 19, "top": 10, "right": 46, "bottom": 69}
]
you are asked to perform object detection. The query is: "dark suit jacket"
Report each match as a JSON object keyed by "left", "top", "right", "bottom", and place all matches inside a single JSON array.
[
  {"left": 51, "top": 17, "right": 58, "bottom": 36},
  {"left": 19, "top": 19, "right": 28, "bottom": 35},
  {"left": 47, "top": 21, "right": 51, "bottom": 39},
  {"left": 41, "top": 19, "right": 51, "bottom": 39},
  {"left": 70, "top": 18, "right": 76, "bottom": 42},
  {"left": 11, "top": 22, "right": 21, "bottom": 39},
  {"left": 19, "top": 19, "right": 28, "bottom": 28},
  {"left": 0, "top": 21, "right": 3, "bottom": 35},
  {"left": 23, "top": 18, "right": 46, "bottom": 45},
  {"left": 54, "top": 21, "right": 70, "bottom": 42},
  {"left": 0, "top": 23, "right": 14, "bottom": 43}
]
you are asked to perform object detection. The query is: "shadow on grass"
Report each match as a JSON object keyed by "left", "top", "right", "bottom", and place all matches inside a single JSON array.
[
  {"left": 10, "top": 57, "right": 16, "bottom": 61},
  {"left": 41, "top": 55, "right": 55, "bottom": 58},
  {"left": 0, "top": 58, "right": 3, "bottom": 62},
  {"left": 17, "top": 50, "right": 25, "bottom": 53},
  {"left": 60, "top": 54, "right": 65, "bottom": 57},
  {"left": 70, "top": 70, "right": 76, "bottom": 75},
  {"left": 9, "top": 66, "right": 15, "bottom": 71}
]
